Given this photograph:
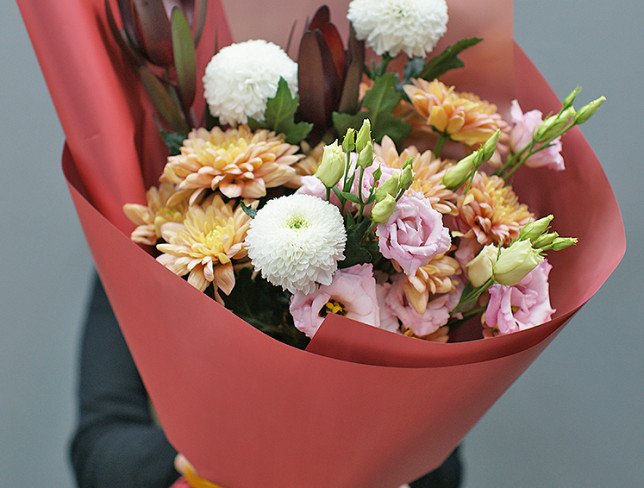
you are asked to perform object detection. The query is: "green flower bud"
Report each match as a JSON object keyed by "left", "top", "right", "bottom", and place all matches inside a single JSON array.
[
  {"left": 535, "top": 108, "right": 575, "bottom": 142},
  {"left": 574, "top": 96, "right": 606, "bottom": 125},
  {"left": 533, "top": 232, "right": 558, "bottom": 249},
  {"left": 355, "top": 119, "right": 372, "bottom": 152},
  {"left": 480, "top": 130, "right": 501, "bottom": 161},
  {"left": 315, "top": 141, "right": 345, "bottom": 188},
  {"left": 371, "top": 194, "right": 397, "bottom": 224},
  {"left": 400, "top": 166, "right": 414, "bottom": 191},
  {"left": 562, "top": 86, "right": 582, "bottom": 108},
  {"left": 519, "top": 215, "right": 554, "bottom": 241},
  {"left": 466, "top": 244, "right": 499, "bottom": 288},
  {"left": 372, "top": 165, "right": 383, "bottom": 183},
  {"left": 493, "top": 240, "right": 544, "bottom": 286},
  {"left": 551, "top": 237, "right": 578, "bottom": 251},
  {"left": 342, "top": 128, "right": 356, "bottom": 153},
  {"left": 375, "top": 173, "right": 400, "bottom": 202},
  {"left": 357, "top": 141, "right": 374, "bottom": 169},
  {"left": 442, "top": 152, "right": 477, "bottom": 190},
  {"left": 403, "top": 157, "right": 414, "bottom": 169}
]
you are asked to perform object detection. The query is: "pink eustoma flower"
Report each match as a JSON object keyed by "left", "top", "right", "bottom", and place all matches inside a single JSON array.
[
  {"left": 484, "top": 260, "right": 555, "bottom": 337},
  {"left": 377, "top": 192, "right": 451, "bottom": 276},
  {"left": 289, "top": 264, "right": 380, "bottom": 338},
  {"left": 509, "top": 100, "right": 565, "bottom": 171}
]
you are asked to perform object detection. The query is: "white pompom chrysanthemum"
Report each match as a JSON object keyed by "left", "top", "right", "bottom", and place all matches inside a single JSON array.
[
  {"left": 203, "top": 40, "right": 298, "bottom": 126},
  {"left": 348, "top": 0, "right": 449, "bottom": 58},
  {"left": 246, "top": 194, "right": 347, "bottom": 294}
]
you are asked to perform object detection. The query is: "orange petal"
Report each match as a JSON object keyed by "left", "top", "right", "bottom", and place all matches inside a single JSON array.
[{"left": 214, "top": 262, "right": 235, "bottom": 296}]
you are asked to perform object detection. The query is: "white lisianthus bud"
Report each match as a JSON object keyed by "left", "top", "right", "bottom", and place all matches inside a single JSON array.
[
  {"left": 519, "top": 214, "right": 554, "bottom": 241},
  {"left": 342, "top": 128, "right": 356, "bottom": 152},
  {"left": 357, "top": 141, "right": 374, "bottom": 169},
  {"left": 533, "top": 232, "right": 558, "bottom": 249},
  {"left": 400, "top": 166, "right": 414, "bottom": 191},
  {"left": 355, "top": 119, "right": 372, "bottom": 153},
  {"left": 315, "top": 141, "right": 345, "bottom": 188},
  {"left": 493, "top": 240, "right": 544, "bottom": 286},
  {"left": 442, "top": 152, "right": 477, "bottom": 190},
  {"left": 575, "top": 96, "right": 606, "bottom": 125},
  {"left": 480, "top": 130, "right": 502, "bottom": 161},
  {"left": 551, "top": 237, "right": 578, "bottom": 251},
  {"left": 562, "top": 86, "right": 582, "bottom": 109},
  {"left": 466, "top": 244, "right": 498, "bottom": 288},
  {"left": 375, "top": 173, "right": 400, "bottom": 202},
  {"left": 371, "top": 194, "right": 397, "bottom": 224}
]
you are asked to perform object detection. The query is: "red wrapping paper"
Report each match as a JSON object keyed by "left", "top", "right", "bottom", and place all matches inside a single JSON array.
[{"left": 19, "top": 0, "right": 625, "bottom": 486}]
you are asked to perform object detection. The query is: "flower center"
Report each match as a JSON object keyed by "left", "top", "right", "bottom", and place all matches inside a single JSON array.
[
  {"left": 321, "top": 299, "right": 347, "bottom": 317},
  {"left": 185, "top": 216, "right": 235, "bottom": 258},
  {"left": 286, "top": 215, "right": 310, "bottom": 230}
]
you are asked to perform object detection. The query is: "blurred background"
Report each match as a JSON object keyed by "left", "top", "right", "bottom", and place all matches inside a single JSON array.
[{"left": 1, "top": 0, "right": 642, "bottom": 486}]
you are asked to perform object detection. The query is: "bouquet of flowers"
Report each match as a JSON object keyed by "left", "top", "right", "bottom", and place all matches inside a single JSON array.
[{"left": 19, "top": 0, "right": 625, "bottom": 486}]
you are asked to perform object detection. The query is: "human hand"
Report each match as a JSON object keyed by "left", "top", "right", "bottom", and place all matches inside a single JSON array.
[{"left": 173, "top": 454, "right": 223, "bottom": 488}]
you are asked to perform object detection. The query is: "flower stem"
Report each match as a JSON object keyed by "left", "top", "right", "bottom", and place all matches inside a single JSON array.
[
  {"left": 433, "top": 134, "right": 448, "bottom": 158},
  {"left": 378, "top": 53, "right": 393, "bottom": 76},
  {"left": 357, "top": 166, "right": 366, "bottom": 221}
]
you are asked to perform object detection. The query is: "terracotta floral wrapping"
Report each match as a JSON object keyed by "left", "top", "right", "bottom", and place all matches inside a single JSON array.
[{"left": 18, "top": 0, "right": 625, "bottom": 487}]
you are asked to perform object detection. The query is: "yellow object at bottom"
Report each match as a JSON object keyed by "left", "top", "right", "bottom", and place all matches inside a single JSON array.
[{"left": 184, "top": 465, "right": 224, "bottom": 488}]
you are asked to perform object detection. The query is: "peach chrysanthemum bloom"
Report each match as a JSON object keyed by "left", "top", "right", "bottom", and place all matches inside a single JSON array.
[
  {"left": 403, "top": 79, "right": 505, "bottom": 147},
  {"left": 123, "top": 182, "right": 187, "bottom": 246},
  {"left": 375, "top": 135, "right": 458, "bottom": 215},
  {"left": 156, "top": 196, "right": 257, "bottom": 300},
  {"left": 403, "top": 325, "right": 450, "bottom": 343},
  {"left": 455, "top": 172, "right": 534, "bottom": 247},
  {"left": 163, "top": 125, "right": 302, "bottom": 205},
  {"left": 286, "top": 141, "right": 325, "bottom": 189},
  {"left": 402, "top": 253, "right": 461, "bottom": 315}
]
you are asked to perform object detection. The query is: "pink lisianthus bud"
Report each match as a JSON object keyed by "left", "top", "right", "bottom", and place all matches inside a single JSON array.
[
  {"left": 483, "top": 260, "right": 555, "bottom": 337},
  {"left": 289, "top": 264, "right": 380, "bottom": 338},
  {"left": 509, "top": 100, "right": 565, "bottom": 171},
  {"left": 386, "top": 276, "right": 463, "bottom": 337},
  {"left": 377, "top": 193, "right": 451, "bottom": 276}
]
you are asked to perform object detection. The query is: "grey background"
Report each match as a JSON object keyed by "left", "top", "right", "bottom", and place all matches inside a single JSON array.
[{"left": 1, "top": 0, "right": 642, "bottom": 486}]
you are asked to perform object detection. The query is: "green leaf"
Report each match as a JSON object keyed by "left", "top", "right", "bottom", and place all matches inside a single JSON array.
[
  {"left": 332, "top": 74, "right": 411, "bottom": 145},
  {"left": 247, "top": 117, "right": 262, "bottom": 131},
  {"left": 258, "top": 78, "right": 313, "bottom": 144},
  {"left": 137, "top": 65, "right": 189, "bottom": 132},
  {"left": 160, "top": 131, "right": 187, "bottom": 156},
  {"left": 204, "top": 110, "right": 219, "bottom": 131},
  {"left": 223, "top": 268, "right": 308, "bottom": 348},
  {"left": 418, "top": 37, "right": 483, "bottom": 81},
  {"left": 332, "top": 111, "right": 369, "bottom": 137},
  {"left": 240, "top": 201, "right": 257, "bottom": 219},
  {"left": 171, "top": 8, "right": 197, "bottom": 108},
  {"left": 340, "top": 219, "right": 373, "bottom": 268},
  {"left": 340, "top": 191, "right": 362, "bottom": 204}
]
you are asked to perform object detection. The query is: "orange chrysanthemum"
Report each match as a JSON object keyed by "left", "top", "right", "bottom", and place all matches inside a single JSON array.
[
  {"left": 163, "top": 125, "right": 302, "bottom": 204},
  {"left": 403, "top": 79, "right": 505, "bottom": 147},
  {"left": 375, "top": 136, "right": 458, "bottom": 215},
  {"left": 286, "top": 141, "right": 325, "bottom": 188},
  {"left": 456, "top": 172, "right": 534, "bottom": 246},
  {"left": 403, "top": 325, "right": 450, "bottom": 343},
  {"left": 156, "top": 196, "right": 256, "bottom": 300},
  {"left": 402, "top": 253, "right": 462, "bottom": 315},
  {"left": 123, "top": 182, "right": 187, "bottom": 245}
]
